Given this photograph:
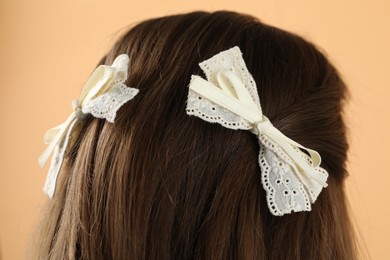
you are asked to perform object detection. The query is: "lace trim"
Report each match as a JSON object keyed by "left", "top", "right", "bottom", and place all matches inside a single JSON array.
[
  {"left": 186, "top": 90, "right": 252, "bottom": 130},
  {"left": 259, "top": 134, "right": 328, "bottom": 215},
  {"left": 82, "top": 84, "right": 139, "bottom": 123},
  {"left": 186, "top": 46, "right": 262, "bottom": 130},
  {"left": 199, "top": 46, "right": 261, "bottom": 110}
]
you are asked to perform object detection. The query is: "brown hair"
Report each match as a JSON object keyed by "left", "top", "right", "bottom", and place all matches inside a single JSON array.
[{"left": 30, "top": 10, "right": 360, "bottom": 259}]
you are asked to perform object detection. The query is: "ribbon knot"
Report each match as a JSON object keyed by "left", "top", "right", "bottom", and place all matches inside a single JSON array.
[
  {"left": 72, "top": 99, "right": 86, "bottom": 119},
  {"left": 255, "top": 116, "right": 273, "bottom": 135}
]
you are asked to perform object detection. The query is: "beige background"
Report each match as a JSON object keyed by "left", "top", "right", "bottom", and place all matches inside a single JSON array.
[{"left": 0, "top": 0, "right": 388, "bottom": 259}]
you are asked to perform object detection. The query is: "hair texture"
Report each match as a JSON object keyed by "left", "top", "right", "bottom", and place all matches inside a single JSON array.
[{"left": 30, "top": 10, "right": 360, "bottom": 260}]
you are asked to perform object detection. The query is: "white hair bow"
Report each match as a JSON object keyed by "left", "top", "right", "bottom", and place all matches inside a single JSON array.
[
  {"left": 186, "top": 46, "right": 328, "bottom": 216},
  {"left": 38, "top": 54, "right": 139, "bottom": 198}
]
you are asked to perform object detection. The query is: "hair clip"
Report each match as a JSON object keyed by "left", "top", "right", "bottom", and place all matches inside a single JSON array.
[
  {"left": 186, "top": 46, "right": 329, "bottom": 216},
  {"left": 38, "top": 54, "right": 139, "bottom": 198}
]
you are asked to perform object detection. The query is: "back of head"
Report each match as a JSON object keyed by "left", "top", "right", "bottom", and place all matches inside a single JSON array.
[{"left": 31, "top": 10, "right": 358, "bottom": 260}]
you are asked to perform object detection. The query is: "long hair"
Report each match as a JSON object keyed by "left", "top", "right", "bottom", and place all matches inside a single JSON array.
[{"left": 30, "top": 10, "right": 359, "bottom": 259}]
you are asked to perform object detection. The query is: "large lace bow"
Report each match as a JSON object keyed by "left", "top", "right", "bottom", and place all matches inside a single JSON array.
[
  {"left": 186, "top": 46, "right": 329, "bottom": 216},
  {"left": 38, "top": 54, "right": 139, "bottom": 198}
]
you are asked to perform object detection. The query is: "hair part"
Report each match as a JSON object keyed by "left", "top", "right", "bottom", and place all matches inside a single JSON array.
[{"left": 30, "top": 10, "right": 360, "bottom": 259}]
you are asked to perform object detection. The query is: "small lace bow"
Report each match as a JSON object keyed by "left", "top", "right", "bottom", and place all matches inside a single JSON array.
[
  {"left": 186, "top": 46, "right": 329, "bottom": 216},
  {"left": 38, "top": 54, "right": 139, "bottom": 198}
]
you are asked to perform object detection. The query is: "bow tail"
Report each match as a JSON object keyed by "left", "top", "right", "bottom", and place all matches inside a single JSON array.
[
  {"left": 265, "top": 129, "right": 328, "bottom": 203},
  {"left": 264, "top": 129, "right": 328, "bottom": 191},
  {"left": 38, "top": 113, "right": 77, "bottom": 167},
  {"left": 43, "top": 118, "right": 78, "bottom": 198}
]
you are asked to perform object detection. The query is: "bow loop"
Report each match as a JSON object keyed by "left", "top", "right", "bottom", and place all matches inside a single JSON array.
[{"left": 216, "top": 70, "right": 256, "bottom": 107}]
